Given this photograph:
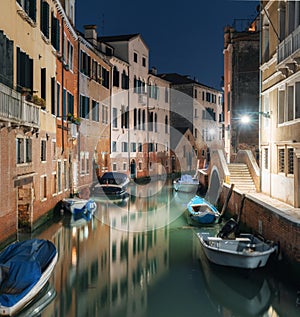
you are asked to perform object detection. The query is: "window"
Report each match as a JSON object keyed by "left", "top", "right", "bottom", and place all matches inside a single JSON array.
[
  {"left": 131, "top": 142, "right": 136, "bottom": 152},
  {"left": 264, "top": 148, "right": 269, "bottom": 170},
  {"left": 16, "top": 138, "right": 32, "bottom": 164},
  {"left": 287, "top": 85, "right": 294, "bottom": 121},
  {"left": 52, "top": 172, "right": 57, "bottom": 195},
  {"left": 142, "top": 57, "right": 146, "bottom": 67},
  {"left": 80, "top": 152, "right": 89, "bottom": 175},
  {"left": 40, "top": 1, "right": 49, "bottom": 38},
  {"left": 52, "top": 140, "right": 56, "bottom": 160},
  {"left": 80, "top": 95, "right": 90, "bottom": 119},
  {"left": 134, "top": 108, "right": 137, "bottom": 129},
  {"left": 68, "top": 92, "right": 74, "bottom": 115},
  {"left": 113, "top": 67, "right": 119, "bottom": 87},
  {"left": 123, "top": 162, "right": 127, "bottom": 171},
  {"left": 112, "top": 163, "right": 117, "bottom": 171},
  {"left": 17, "top": 0, "right": 36, "bottom": 22},
  {"left": 121, "top": 105, "right": 129, "bottom": 128},
  {"left": 80, "top": 50, "right": 90, "bottom": 76},
  {"left": 62, "top": 88, "right": 67, "bottom": 117},
  {"left": 112, "top": 107, "right": 118, "bottom": 128},
  {"left": 64, "top": 160, "right": 68, "bottom": 189},
  {"left": 41, "top": 140, "right": 46, "bottom": 162},
  {"left": 102, "top": 105, "right": 108, "bottom": 124},
  {"left": 51, "top": 12, "right": 60, "bottom": 51},
  {"left": 16, "top": 48, "right": 33, "bottom": 93},
  {"left": 92, "top": 100, "right": 99, "bottom": 121},
  {"left": 194, "top": 89, "right": 197, "bottom": 99},
  {"left": 67, "top": 41, "right": 73, "bottom": 71},
  {"left": 278, "top": 148, "right": 285, "bottom": 173},
  {"left": 0, "top": 31, "right": 13, "bottom": 88},
  {"left": 40, "top": 175, "right": 47, "bottom": 200},
  {"left": 278, "top": 89, "right": 285, "bottom": 124},
  {"left": 122, "top": 142, "right": 128, "bottom": 152},
  {"left": 138, "top": 143, "right": 142, "bottom": 152},
  {"left": 134, "top": 52, "right": 138, "bottom": 63},
  {"left": 165, "top": 87, "right": 169, "bottom": 103},
  {"left": 56, "top": 82, "right": 60, "bottom": 116},
  {"left": 121, "top": 71, "right": 129, "bottom": 89},
  {"left": 112, "top": 141, "right": 117, "bottom": 152},
  {"left": 57, "top": 161, "right": 62, "bottom": 192},
  {"left": 40, "top": 68, "right": 46, "bottom": 102},
  {"left": 165, "top": 115, "right": 168, "bottom": 133},
  {"left": 102, "top": 67, "right": 109, "bottom": 89}
]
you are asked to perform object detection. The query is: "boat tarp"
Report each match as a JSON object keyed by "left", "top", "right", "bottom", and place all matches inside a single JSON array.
[{"left": 0, "top": 239, "right": 56, "bottom": 307}]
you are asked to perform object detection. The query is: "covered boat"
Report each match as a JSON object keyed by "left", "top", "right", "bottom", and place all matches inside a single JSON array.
[
  {"left": 197, "top": 218, "right": 277, "bottom": 269},
  {"left": 95, "top": 172, "right": 130, "bottom": 196},
  {"left": 187, "top": 195, "right": 220, "bottom": 224},
  {"left": 173, "top": 174, "right": 199, "bottom": 193},
  {"left": 0, "top": 239, "right": 58, "bottom": 316}
]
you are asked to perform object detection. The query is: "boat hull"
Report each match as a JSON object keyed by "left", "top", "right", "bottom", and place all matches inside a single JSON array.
[{"left": 197, "top": 233, "right": 276, "bottom": 269}]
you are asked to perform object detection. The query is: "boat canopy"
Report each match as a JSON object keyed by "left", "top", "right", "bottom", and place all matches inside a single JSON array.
[{"left": 0, "top": 239, "right": 56, "bottom": 307}]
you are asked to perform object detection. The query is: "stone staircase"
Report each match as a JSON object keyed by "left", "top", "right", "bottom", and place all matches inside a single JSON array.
[{"left": 227, "top": 163, "right": 257, "bottom": 193}]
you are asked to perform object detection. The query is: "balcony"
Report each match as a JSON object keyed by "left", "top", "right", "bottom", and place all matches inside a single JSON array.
[
  {"left": 277, "top": 25, "right": 300, "bottom": 67},
  {"left": 0, "top": 84, "right": 40, "bottom": 130}
]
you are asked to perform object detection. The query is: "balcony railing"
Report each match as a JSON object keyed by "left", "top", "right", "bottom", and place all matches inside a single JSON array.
[
  {"left": 0, "top": 84, "right": 40, "bottom": 128},
  {"left": 278, "top": 25, "right": 300, "bottom": 63}
]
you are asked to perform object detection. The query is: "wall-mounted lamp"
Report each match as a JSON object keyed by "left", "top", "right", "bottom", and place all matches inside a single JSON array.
[{"left": 46, "top": 133, "right": 49, "bottom": 141}]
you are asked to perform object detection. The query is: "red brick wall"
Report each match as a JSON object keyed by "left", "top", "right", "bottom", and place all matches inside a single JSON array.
[{"left": 219, "top": 185, "right": 300, "bottom": 264}]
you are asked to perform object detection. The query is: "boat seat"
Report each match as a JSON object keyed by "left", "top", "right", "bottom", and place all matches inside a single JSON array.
[{"left": 235, "top": 237, "right": 251, "bottom": 242}]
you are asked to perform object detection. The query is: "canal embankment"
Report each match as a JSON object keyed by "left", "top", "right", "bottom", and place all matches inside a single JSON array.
[{"left": 218, "top": 183, "right": 300, "bottom": 276}]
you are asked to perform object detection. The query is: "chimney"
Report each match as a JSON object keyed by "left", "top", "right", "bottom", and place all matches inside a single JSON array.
[
  {"left": 151, "top": 66, "right": 157, "bottom": 75},
  {"left": 84, "top": 25, "right": 98, "bottom": 47}
]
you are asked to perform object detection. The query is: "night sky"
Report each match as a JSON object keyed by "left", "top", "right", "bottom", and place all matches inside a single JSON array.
[{"left": 76, "top": 0, "right": 259, "bottom": 90}]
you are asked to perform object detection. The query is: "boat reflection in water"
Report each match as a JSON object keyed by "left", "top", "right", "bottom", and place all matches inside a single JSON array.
[{"left": 193, "top": 230, "right": 274, "bottom": 317}]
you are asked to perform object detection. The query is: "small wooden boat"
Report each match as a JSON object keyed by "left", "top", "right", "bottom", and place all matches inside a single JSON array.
[
  {"left": 197, "top": 218, "right": 277, "bottom": 269},
  {"left": 96, "top": 172, "right": 130, "bottom": 196},
  {"left": 187, "top": 195, "right": 220, "bottom": 224},
  {"left": 173, "top": 174, "right": 199, "bottom": 193},
  {"left": 0, "top": 239, "right": 58, "bottom": 316}
]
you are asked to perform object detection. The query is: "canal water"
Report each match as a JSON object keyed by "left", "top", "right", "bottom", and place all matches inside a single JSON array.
[{"left": 16, "top": 180, "right": 300, "bottom": 317}]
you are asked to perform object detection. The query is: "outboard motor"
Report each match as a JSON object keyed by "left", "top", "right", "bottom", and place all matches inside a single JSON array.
[{"left": 217, "top": 218, "right": 238, "bottom": 239}]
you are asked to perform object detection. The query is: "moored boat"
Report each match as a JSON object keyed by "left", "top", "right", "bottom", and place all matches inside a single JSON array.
[
  {"left": 60, "top": 197, "right": 97, "bottom": 216},
  {"left": 197, "top": 218, "right": 277, "bottom": 269},
  {"left": 187, "top": 195, "right": 220, "bottom": 225},
  {"left": 173, "top": 174, "right": 199, "bottom": 193},
  {"left": 95, "top": 172, "right": 130, "bottom": 196},
  {"left": 0, "top": 239, "right": 58, "bottom": 316}
]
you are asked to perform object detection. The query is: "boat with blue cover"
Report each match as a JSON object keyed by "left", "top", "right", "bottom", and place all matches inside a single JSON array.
[
  {"left": 60, "top": 197, "right": 97, "bottom": 216},
  {"left": 0, "top": 239, "right": 57, "bottom": 316},
  {"left": 187, "top": 195, "right": 220, "bottom": 224}
]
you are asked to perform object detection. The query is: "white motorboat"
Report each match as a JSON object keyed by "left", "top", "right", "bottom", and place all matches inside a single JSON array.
[{"left": 197, "top": 218, "right": 277, "bottom": 269}]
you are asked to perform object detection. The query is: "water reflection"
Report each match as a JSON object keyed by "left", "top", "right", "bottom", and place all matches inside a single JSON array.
[{"left": 23, "top": 180, "right": 300, "bottom": 317}]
